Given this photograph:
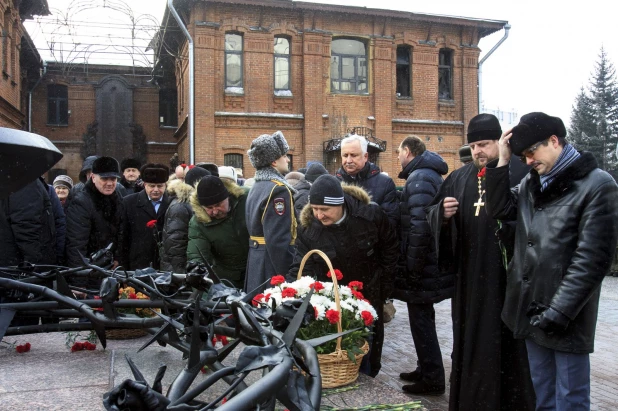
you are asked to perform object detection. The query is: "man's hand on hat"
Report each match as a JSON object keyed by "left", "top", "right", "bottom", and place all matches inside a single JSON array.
[{"left": 497, "top": 128, "right": 513, "bottom": 167}]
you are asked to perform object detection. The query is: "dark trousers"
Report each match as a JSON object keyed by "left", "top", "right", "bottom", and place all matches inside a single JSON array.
[
  {"left": 407, "top": 302, "right": 445, "bottom": 385},
  {"left": 360, "top": 302, "right": 384, "bottom": 377}
]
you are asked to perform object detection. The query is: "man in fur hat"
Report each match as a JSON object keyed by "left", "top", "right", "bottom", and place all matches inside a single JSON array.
[
  {"left": 288, "top": 174, "right": 399, "bottom": 377},
  {"left": 244, "top": 130, "right": 297, "bottom": 292},
  {"left": 486, "top": 112, "right": 618, "bottom": 410},
  {"left": 119, "top": 163, "right": 170, "bottom": 270},
  {"left": 119, "top": 158, "right": 142, "bottom": 195}
]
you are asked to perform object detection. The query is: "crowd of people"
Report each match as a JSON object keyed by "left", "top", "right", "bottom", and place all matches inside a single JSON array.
[{"left": 2, "top": 111, "right": 617, "bottom": 411}]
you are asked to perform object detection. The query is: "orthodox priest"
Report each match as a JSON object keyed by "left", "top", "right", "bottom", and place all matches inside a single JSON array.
[{"left": 425, "top": 113, "right": 534, "bottom": 410}]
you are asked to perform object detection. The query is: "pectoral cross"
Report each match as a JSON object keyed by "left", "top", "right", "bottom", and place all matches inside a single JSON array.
[{"left": 474, "top": 196, "right": 485, "bottom": 216}]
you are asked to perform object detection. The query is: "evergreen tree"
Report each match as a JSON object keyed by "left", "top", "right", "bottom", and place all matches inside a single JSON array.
[{"left": 568, "top": 87, "right": 598, "bottom": 155}]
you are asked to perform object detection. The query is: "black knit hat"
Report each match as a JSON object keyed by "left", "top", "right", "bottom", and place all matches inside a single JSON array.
[
  {"left": 185, "top": 167, "right": 211, "bottom": 187},
  {"left": 458, "top": 145, "right": 472, "bottom": 163},
  {"left": 121, "top": 158, "right": 142, "bottom": 171},
  {"left": 197, "top": 176, "right": 229, "bottom": 206},
  {"left": 305, "top": 162, "right": 328, "bottom": 183},
  {"left": 247, "top": 131, "right": 289, "bottom": 169},
  {"left": 510, "top": 112, "right": 567, "bottom": 156},
  {"left": 309, "top": 175, "right": 344, "bottom": 206},
  {"left": 92, "top": 156, "right": 121, "bottom": 178},
  {"left": 141, "top": 163, "right": 169, "bottom": 184},
  {"left": 467, "top": 113, "right": 502, "bottom": 144}
]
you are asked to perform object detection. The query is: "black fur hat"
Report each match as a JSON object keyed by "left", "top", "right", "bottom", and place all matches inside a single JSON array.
[
  {"left": 247, "top": 131, "right": 289, "bottom": 169},
  {"left": 91, "top": 156, "right": 121, "bottom": 178},
  {"left": 510, "top": 112, "right": 567, "bottom": 156},
  {"left": 120, "top": 158, "right": 142, "bottom": 172},
  {"left": 141, "top": 163, "right": 169, "bottom": 184},
  {"left": 467, "top": 113, "right": 502, "bottom": 144}
]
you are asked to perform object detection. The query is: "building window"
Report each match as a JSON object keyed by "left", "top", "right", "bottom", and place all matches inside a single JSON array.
[
  {"left": 330, "top": 38, "right": 367, "bottom": 94},
  {"left": 225, "top": 33, "right": 243, "bottom": 89},
  {"left": 47, "top": 85, "right": 68, "bottom": 125},
  {"left": 274, "top": 37, "right": 290, "bottom": 91},
  {"left": 224, "top": 153, "right": 243, "bottom": 170},
  {"left": 396, "top": 45, "right": 411, "bottom": 98},
  {"left": 438, "top": 49, "right": 453, "bottom": 100},
  {"left": 159, "top": 89, "right": 178, "bottom": 127}
]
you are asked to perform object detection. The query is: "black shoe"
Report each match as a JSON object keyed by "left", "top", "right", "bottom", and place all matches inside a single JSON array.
[
  {"left": 399, "top": 369, "right": 422, "bottom": 382},
  {"left": 402, "top": 381, "right": 445, "bottom": 396}
]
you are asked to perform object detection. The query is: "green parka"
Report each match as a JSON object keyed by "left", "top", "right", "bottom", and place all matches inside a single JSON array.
[{"left": 187, "top": 180, "right": 249, "bottom": 288}]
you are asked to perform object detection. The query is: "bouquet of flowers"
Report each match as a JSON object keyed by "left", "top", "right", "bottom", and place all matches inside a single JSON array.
[
  {"left": 253, "top": 272, "right": 377, "bottom": 362},
  {"left": 117, "top": 286, "right": 159, "bottom": 318}
]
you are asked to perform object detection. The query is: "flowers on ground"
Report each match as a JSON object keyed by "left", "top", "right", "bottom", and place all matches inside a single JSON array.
[
  {"left": 117, "top": 286, "right": 159, "bottom": 318},
  {"left": 16, "top": 342, "right": 31, "bottom": 353}
]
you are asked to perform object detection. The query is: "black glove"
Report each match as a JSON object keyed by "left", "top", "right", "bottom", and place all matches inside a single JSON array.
[{"left": 529, "top": 306, "right": 570, "bottom": 335}]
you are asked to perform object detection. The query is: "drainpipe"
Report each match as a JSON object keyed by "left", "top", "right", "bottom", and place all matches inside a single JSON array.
[
  {"left": 168, "top": 0, "right": 195, "bottom": 164},
  {"left": 28, "top": 60, "right": 47, "bottom": 132},
  {"left": 478, "top": 24, "right": 510, "bottom": 113}
]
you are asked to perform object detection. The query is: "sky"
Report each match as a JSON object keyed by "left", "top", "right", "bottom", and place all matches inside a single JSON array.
[{"left": 24, "top": 0, "right": 618, "bottom": 129}]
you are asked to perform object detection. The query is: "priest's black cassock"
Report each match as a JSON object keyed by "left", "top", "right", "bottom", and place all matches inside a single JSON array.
[{"left": 426, "top": 159, "right": 535, "bottom": 411}]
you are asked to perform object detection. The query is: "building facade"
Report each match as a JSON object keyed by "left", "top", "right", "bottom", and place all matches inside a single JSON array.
[{"left": 156, "top": 0, "right": 507, "bottom": 181}]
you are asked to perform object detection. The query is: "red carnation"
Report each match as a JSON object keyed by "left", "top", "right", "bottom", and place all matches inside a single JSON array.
[
  {"left": 180, "top": 163, "right": 187, "bottom": 168},
  {"left": 325, "top": 309, "right": 340, "bottom": 324},
  {"left": 348, "top": 281, "right": 363, "bottom": 290},
  {"left": 211, "top": 336, "right": 217, "bottom": 346},
  {"left": 326, "top": 269, "right": 343, "bottom": 281},
  {"left": 281, "top": 287, "right": 297, "bottom": 298},
  {"left": 93, "top": 295, "right": 103, "bottom": 311},
  {"left": 252, "top": 293, "right": 264, "bottom": 307},
  {"left": 351, "top": 290, "right": 365, "bottom": 300},
  {"left": 219, "top": 335, "right": 229, "bottom": 346},
  {"left": 16, "top": 342, "right": 31, "bottom": 353},
  {"left": 146, "top": 219, "right": 157, "bottom": 228},
  {"left": 361, "top": 310, "right": 374, "bottom": 326},
  {"left": 201, "top": 366, "right": 208, "bottom": 374},
  {"left": 188, "top": 165, "right": 196, "bottom": 169},
  {"left": 84, "top": 342, "right": 96, "bottom": 351},
  {"left": 309, "top": 281, "right": 325, "bottom": 291},
  {"left": 129, "top": 293, "right": 137, "bottom": 299},
  {"left": 264, "top": 293, "right": 271, "bottom": 303},
  {"left": 270, "top": 275, "right": 286, "bottom": 286},
  {"left": 477, "top": 167, "right": 486, "bottom": 178},
  {"left": 222, "top": 398, "right": 227, "bottom": 404},
  {"left": 71, "top": 342, "right": 84, "bottom": 352}
]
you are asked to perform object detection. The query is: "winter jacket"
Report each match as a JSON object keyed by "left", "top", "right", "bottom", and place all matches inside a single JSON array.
[
  {"left": 65, "top": 180, "right": 123, "bottom": 268},
  {"left": 119, "top": 190, "right": 170, "bottom": 270},
  {"left": 187, "top": 180, "right": 249, "bottom": 289},
  {"left": 393, "top": 151, "right": 452, "bottom": 304},
  {"left": 160, "top": 180, "right": 194, "bottom": 273},
  {"left": 293, "top": 179, "right": 311, "bottom": 219},
  {"left": 336, "top": 162, "right": 399, "bottom": 229},
  {"left": 485, "top": 152, "right": 618, "bottom": 353},
  {"left": 288, "top": 184, "right": 399, "bottom": 304},
  {"left": 0, "top": 178, "right": 56, "bottom": 266},
  {"left": 47, "top": 184, "right": 67, "bottom": 264}
]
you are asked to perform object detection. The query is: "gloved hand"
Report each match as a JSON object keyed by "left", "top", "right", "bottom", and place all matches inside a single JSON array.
[{"left": 529, "top": 306, "right": 570, "bottom": 335}]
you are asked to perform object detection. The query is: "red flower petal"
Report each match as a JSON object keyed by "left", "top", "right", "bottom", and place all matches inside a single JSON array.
[
  {"left": 325, "top": 309, "right": 340, "bottom": 324},
  {"left": 252, "top": 293, "right": 264, "bottom": 307},
  {"left": 270, "top": 275, "right": 286, "bottom": 286},
  {"left": 146, "top": 219, "right": 158, "bottom": 228},
  {"left": 281, "top": 287, "right": 297, "bottom": 298},
  {"left": 309, "top": 281, "right": 324, "bottom": 291},
  {"left": 361, "top": 310, "right": 374, "bottom": 326},
  {"left": 348, "top": 281, "right": 363, "bottom": 290}
]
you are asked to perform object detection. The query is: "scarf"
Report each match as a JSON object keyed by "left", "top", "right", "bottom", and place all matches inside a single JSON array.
[{"left": 540, "top": 143, "right": 581, "bottom": 191}]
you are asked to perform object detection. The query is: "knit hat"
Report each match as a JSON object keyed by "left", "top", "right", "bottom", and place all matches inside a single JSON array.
[
  {"left": 467, "top": 113, "right": 502, "bottom": 144},
  {"left": 79, "top": 155, "right": 99, "bottom": 182},
  {"left": 185, "top": 167, "right": 210, "bottom": 187},
  {"left": 305, "top": 162, "right": 328, "bottom": 183},
  {"left": 309, "top": 175, "right": 344, "bottom": 206},
  {"left": 91, "top": 156, "right": 121, "bottom": 178},
  {"left": 197, "top": 176, "right": 229, "bottom": 206},
  {"left": 196, "top": 162, "right": 219, "bottom": 177},
  {"left": 284, "top": 171, "right": 305, "bottom": 188},
  {"left": 218, "top": 166, "right": 238, "bottom": 183},
  {"left": 141, "top": 163, "right": 170, "bottom": 184},
  {"left": 458, "top": 145, "right": 472, "bottom": 163},
  {"left": 120, "top": 158, "right": 141, "bottom": 171},
  {"left": 53, "top": 175, "right": 74, "bottom": 189},
  {"left": 510, "top": 112, "right": 567, "bottom": 156},
  {"left": 247, "top": 131, "right": 289, "bottom": 169}
]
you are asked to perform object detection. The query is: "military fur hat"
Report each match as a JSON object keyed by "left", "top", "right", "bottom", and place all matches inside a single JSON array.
[
  {"left": 92, "top": 156, "right": 121, "bottom": 179},
  {"left": 141, "top": 163, "right": 169, "bottom": 184},
  {"left": 510, "top": 112, "right": 567, "bottom": 156},
  {"left": 247, "top": 131, "right": 289, "bottom": 169},
  {"left": 120, "top": 158, "right": 142, "bottom": 171},
  {"left": 467, "top": 113, "right": 502, "bottom": 144}
]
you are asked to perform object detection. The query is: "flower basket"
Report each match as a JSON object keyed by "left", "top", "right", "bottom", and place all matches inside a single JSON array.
[{"left": 298, "top": 249, "right": 369, "bottom": 388}]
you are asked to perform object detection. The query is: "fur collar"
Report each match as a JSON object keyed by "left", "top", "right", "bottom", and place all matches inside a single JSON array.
[
  {"left": 529, "top": 151, "right": 598, "bottom": 207},
  {"left": 85, "top": 179, "right": 119, "bottom": 222},
  {"left": 166, "top": 179, "right": 194, "bottom": 204},
  {"left": 254, "top": 167, "right": 297, "bottom": 193},
  {"left": 190, "top": 179, "right": 246, "bottom": 224},
  {"left": 299, "top": 184, "right": 371, "bottom": 228}
]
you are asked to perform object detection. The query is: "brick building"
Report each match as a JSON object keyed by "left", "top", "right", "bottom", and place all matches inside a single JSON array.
[{"left": 156, "top": 0, "right": 507, "bottom": 181}]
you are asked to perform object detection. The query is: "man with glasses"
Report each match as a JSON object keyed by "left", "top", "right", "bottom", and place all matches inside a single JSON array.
[
  {"left": 486, "top": 112, "right": 618, "bottom": 410},
  {"left": 426, "top": 113, "right": 533, "bottom": 410}
]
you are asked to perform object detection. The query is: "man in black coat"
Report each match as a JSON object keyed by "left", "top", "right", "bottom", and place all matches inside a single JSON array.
[
  {"left": 120, "top": 163, "right": 170, "bottom": 270},
  {"left": 119, "top": 158, "right": 142, "bottom": 195},
  {"left": 288, "top": 175, "right": 399, "bottom": 378},
  {"left": 486, "top": 112, "right": 618, "bottom": 410},
  {"left": 65, "top": 156, "right": 124, "bottom": 274},
  {"left": 393, "top": 136, "right": 450, "bottom": 395}
]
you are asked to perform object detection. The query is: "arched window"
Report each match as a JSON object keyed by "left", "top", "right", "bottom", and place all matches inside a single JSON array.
[
  {"left": 225, "top": 33, "right": 243, "bottom": 89},
  {"left": 47, "top": 85, "right": 69, "bottom": 125},
  {"left": 330, "top": 38, "right": 367, "bottom": 94},
  {"left": 438, "top": 49, "right": 453, "bottom": 100},
  {"left": 274, "top": 37, "right": 290, "bottom": 91}
]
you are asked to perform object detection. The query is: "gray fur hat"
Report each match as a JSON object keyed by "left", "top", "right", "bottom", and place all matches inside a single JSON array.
[{"left": 247, "top": 131, "right": 289, "bottom": 169}]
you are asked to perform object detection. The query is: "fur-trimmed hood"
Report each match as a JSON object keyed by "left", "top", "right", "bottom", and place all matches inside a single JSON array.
[
  {"left": 299, "top": 184, "right": 371, "bottom": 228},
  {"left": 190, "top": 179, "right": 246, "bottom": 224},
  {"left": 166, "top": 179, "right": 195, "bottom": 204}
]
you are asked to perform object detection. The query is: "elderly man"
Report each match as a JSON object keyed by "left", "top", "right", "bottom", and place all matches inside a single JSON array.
[
  {"left": 65, "top": 156, "right": 124, "bottom": 270},
  {"left": 186, "top": 175, "right": 249, "bottom": 288},
  {"left": 119, "top": 158, "right": 142, "bottom": 195},
  {"left": 486, "top": 112, "right": 618, "bottom": 410},
  {"left": 288, "top": 174, "right": 398, "bottom": 377},
  {"left": 245, "top": 131, "right": 297, "bottom": 292},
  {"left": 335, "top": 134, "right": 399, "bottom": 228},
  {"left": 120, "top": 163, "right": 170, "bottom": 270}
]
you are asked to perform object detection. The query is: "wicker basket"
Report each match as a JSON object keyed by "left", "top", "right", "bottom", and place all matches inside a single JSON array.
[
  {"left": 105, "top": 328, "right": 148, "bottom": 340},
  {"left": 297, "top": 249, "right": 369, "bottom": 388}
]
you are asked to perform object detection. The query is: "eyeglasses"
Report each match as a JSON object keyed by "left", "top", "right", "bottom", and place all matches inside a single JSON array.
[{"left": 520, "top": 139, "right": 549, "bottom": 163}]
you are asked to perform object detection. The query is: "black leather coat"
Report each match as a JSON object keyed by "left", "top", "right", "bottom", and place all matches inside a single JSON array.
[{"left": 486, "top": 152, "right": 618, "bottom": 353}]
